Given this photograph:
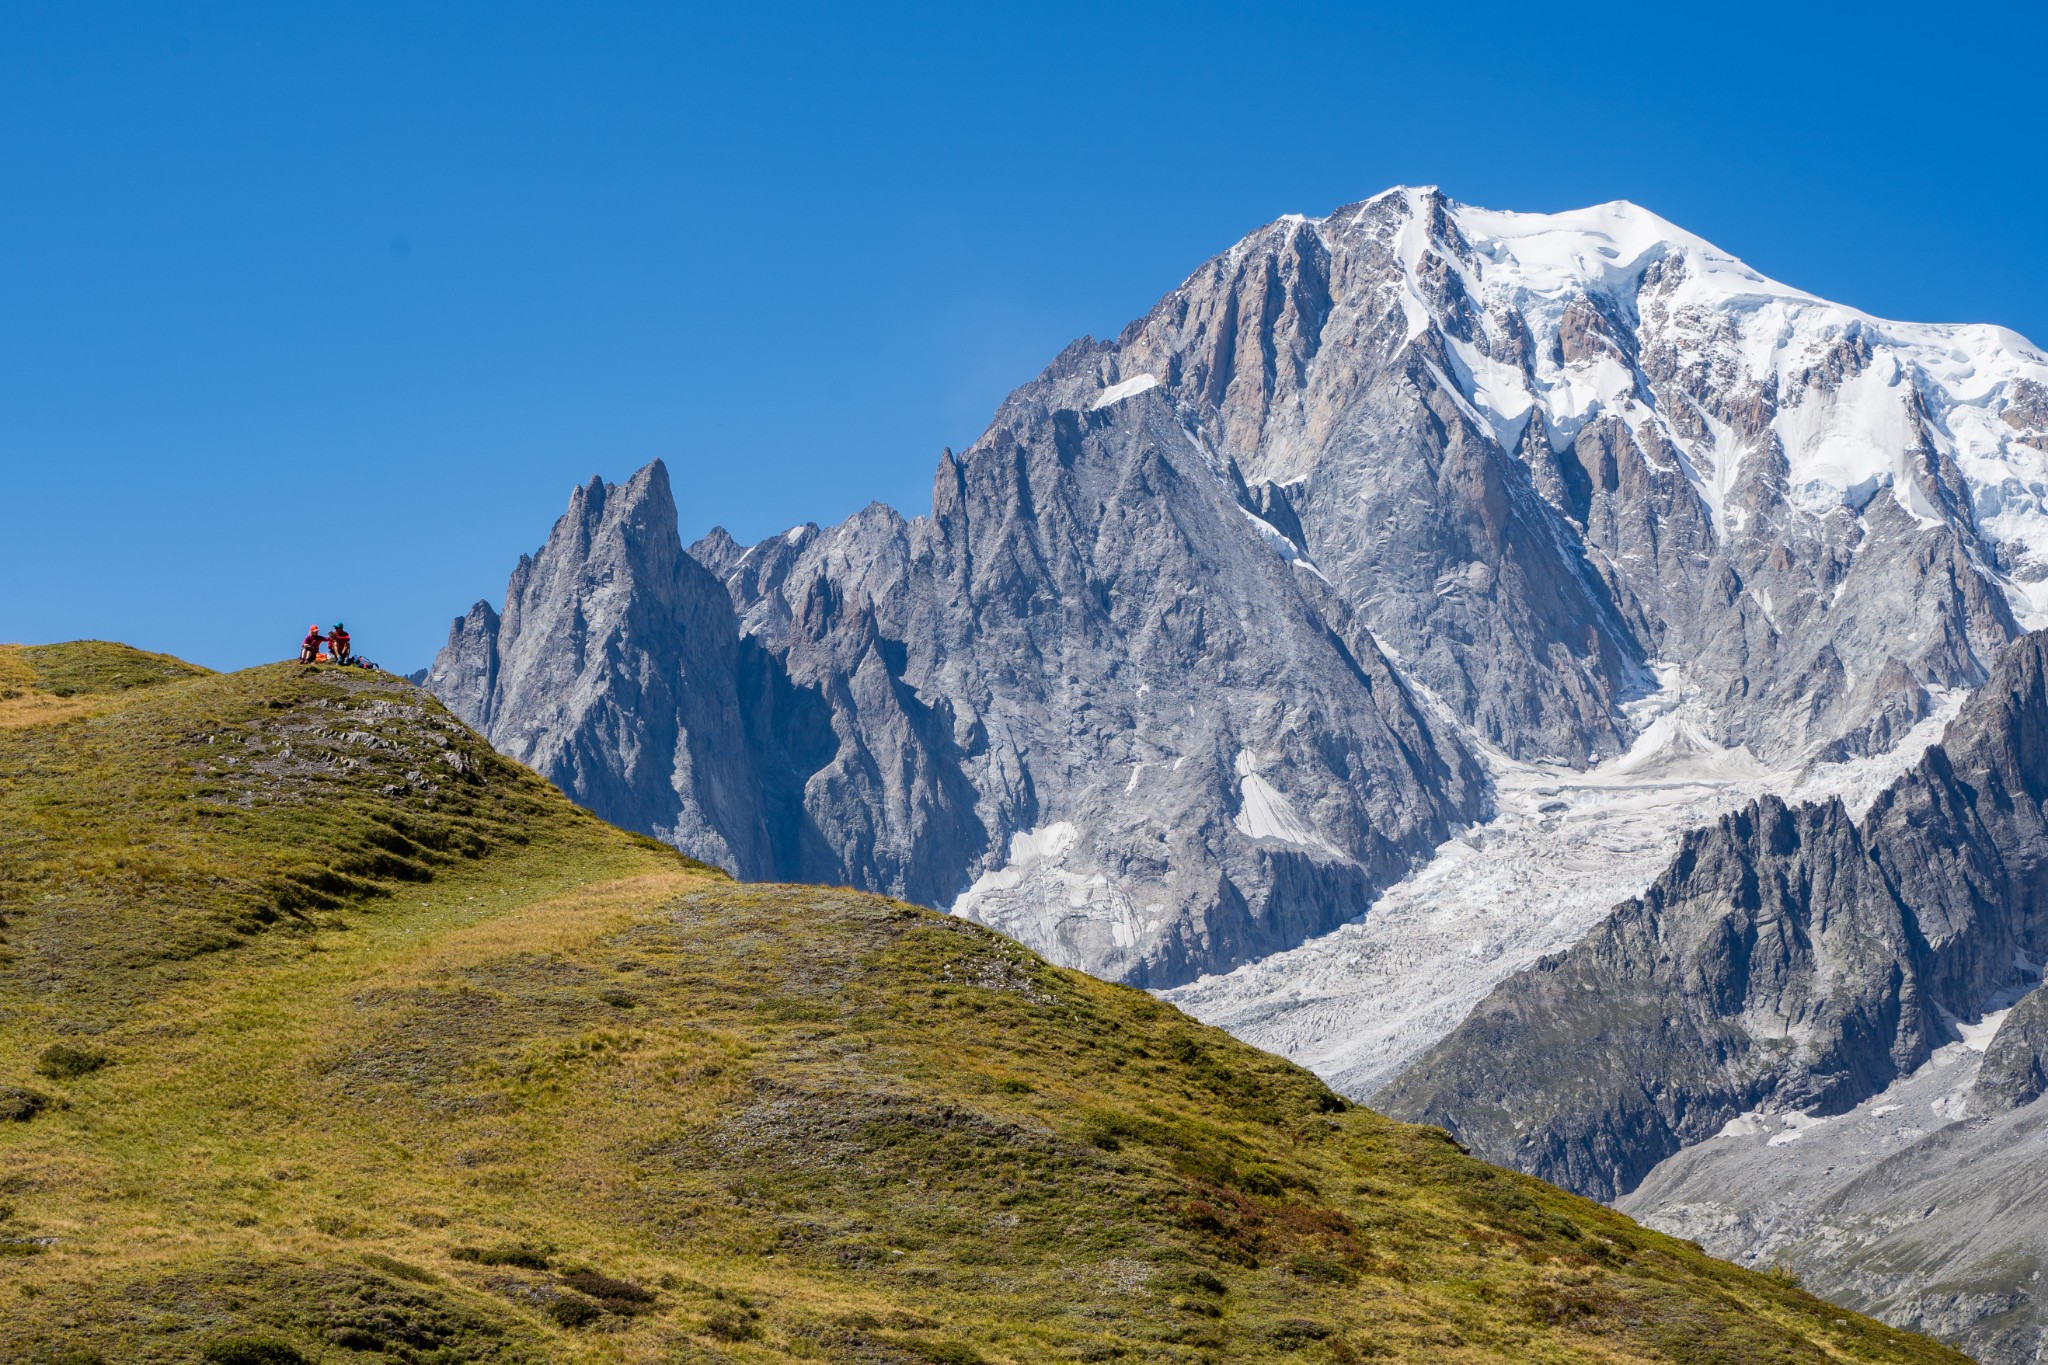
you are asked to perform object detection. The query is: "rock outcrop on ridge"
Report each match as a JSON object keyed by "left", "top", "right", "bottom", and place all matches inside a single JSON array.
[{"left": 431, "top": 187, "right": 2048, "bottom": 993}]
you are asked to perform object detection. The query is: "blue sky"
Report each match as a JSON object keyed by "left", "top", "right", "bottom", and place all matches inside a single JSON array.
[{"left": 4, "top": 1, "right": 2044, "bottom": 672}]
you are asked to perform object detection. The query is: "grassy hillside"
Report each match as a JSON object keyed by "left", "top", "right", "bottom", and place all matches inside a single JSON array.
[{"left": 0, "top": 645, "right": 1968, "bottom": 1364}]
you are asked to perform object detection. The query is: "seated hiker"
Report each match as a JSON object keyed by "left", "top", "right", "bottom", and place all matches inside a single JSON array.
[
  {"left": 329, "top": 622, "right": 352, "bottom": 664},
  {"left": 299, "top": 624, "right": 326, "bottom": 664}
]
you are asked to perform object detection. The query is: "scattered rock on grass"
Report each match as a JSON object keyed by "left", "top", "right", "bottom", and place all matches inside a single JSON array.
[{"left": 0, "top": 1086, "right": 48, "bottom": 1122}]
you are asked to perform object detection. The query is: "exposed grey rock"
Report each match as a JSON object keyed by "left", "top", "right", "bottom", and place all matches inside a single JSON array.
[
  {"left": 1974, "top": 982, "right": 2048, "bottom": 1112},
  {"left": 1113, "top": 203, "right": 1650, "bottom": 764},
  {"left": 422, "top": 463, "right": 775, "bottom": 876},
  {"left": 431, "top": 393, "right": 1486, "bottom": 986},
  {"left": 1111, "top": 191, "right": 2023, "bottom": 766},
  {"left": 714, "top": 355, "right": 1486, "bottom": 984},
  {"left": 428, "top": 601, "right": 498, "bottom": 728},
  {"left": 1619, "top": 1002, "right": 2048, "bottom": 1365}
]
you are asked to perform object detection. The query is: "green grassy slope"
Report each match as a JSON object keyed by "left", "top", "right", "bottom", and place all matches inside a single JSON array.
[{"left": 0, "top": 645, "right": 1968, "bottom": 1364}]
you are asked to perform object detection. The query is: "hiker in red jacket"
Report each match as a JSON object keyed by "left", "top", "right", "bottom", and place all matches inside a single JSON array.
[
  {"left": 299, "top": 625, "right": 326, "bottom": 664},
  {"left": 329, "top": 623, "right": 352, "bottom": 665}
]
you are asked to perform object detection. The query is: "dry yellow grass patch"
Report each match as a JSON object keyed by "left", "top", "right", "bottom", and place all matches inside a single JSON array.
[
  {"left": 0, "top": 643, "right": 93, "bottom": 726},
  {"left": 0, "top": 691, "right": 108, "bottom": 727}
]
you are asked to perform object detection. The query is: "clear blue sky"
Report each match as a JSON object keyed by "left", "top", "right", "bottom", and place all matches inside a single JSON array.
[{"left": 4, "top": 1, "right": 2044, "bottom": 672}]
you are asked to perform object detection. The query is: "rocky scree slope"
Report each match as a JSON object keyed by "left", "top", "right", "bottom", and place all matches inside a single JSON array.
[
  {"left": 1617, "top": 978, "right": 2048, "bottom": 1365},
  {"left": 1379, "top": 631, "right": 2048, "bottom": 1362},
  {"left": 431, "top": 187, "right": 2048, "bottom": 993},
  {"left": 0, "top": 642, "right": 1973, "bottom": 1365}
]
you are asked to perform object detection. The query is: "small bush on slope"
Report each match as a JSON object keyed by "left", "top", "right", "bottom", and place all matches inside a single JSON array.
[{"left": 0, "top": 645, "right": 1969, "bottom": 1363}]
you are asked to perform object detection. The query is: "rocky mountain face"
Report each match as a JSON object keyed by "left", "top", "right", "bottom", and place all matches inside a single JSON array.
[
  {"left": 430, "top": 187, "right": 2048, "bottom": 1001},
  {"left": 1974, "top": 972, "right": 2048, "bottom": 1111},
  {"left": 430, "top": 391, "right": 1485, "bottom": 986},
  {"left": 1380, "top": 632, "right": 2048, "bottom": 1362},
  {"left": 1111, "top": 191, "right": 2033, "bottom": 766},
  {"left": 428, "top": 465, "right": 777, "bottom": 876}
]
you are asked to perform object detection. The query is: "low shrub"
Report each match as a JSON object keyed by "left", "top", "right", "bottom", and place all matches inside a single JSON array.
[
  {"left": 202, "top": 1339, "right": 310, "bottom": 1365},
  {"left": 1160, "top": 1267, "right": 1228, "bottom": 1297},
  {"left": 705, "top": 1310, "right": 760, "bottom": 1341},
  {"left": 1266, "top": 1318, "right": 1335, "bottom": 1348},
  {"left": 908, "top": 1341, "right": 987, "bottom": 1364},
  {"left": 0, "top": 1086, "right": 49, "bottom": 1122},
  {"left": 35, "top": 1044, "right": 110, "bottom": 1081},
  {"left": 546, "top": 1296, "right": 603, "bottom": 1328},
  {"left": 1288, "top": 1253, "right": 1358, "bottom": 1286},
  {"left": 450, "top": 1242, "right": 550, "bottom": 1270},
  {"left": 361, "top": 1250, "right": 439, "bottom": 1283},
  {"left": 559, "top": 1268, "right": 656, "bottom": 1306}
]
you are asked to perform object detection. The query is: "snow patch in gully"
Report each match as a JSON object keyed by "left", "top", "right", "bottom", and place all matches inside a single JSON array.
[
  {"left": 1233, "top": 751, "right": 1345, "bottom": 858},
  {"left": 951, "top": 822, "right": 1158, "bottom": 955},
  {"left": 1091, "top": 372, "right": 1159, "bottom": 409}
]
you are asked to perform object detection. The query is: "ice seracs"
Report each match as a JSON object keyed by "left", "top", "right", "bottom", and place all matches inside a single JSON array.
[{"left": 1166, "top": 676, "right": 1965, "bottom": 1099}]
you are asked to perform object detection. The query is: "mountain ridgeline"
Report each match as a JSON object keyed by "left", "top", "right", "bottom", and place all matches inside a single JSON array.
[
  {"left": 429, "top": 438, "right": 1484, "bottom": 989},
  {"left": 429, "top": 188, "right": 2048, "bottom": 993}
]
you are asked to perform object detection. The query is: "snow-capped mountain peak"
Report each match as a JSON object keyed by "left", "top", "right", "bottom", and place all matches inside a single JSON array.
[{"left": 1311, "top": 192, "right": 2044, "bottom": 557}]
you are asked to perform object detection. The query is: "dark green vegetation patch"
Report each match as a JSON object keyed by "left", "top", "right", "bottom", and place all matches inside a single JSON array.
[{"left": 34, "top": 1043, "right": 109, "bottom": 1080}]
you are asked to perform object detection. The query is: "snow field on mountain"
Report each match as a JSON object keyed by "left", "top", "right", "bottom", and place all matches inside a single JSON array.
[
  {"left": 1419, "top": 191, "right": 2048, "bottom": 582},
  {"left": 1090, "top": 372, "right": 1159, "bottom": 409},
  {"left": 951, "top": 819, "right": 1161, "bottom": 954}
]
